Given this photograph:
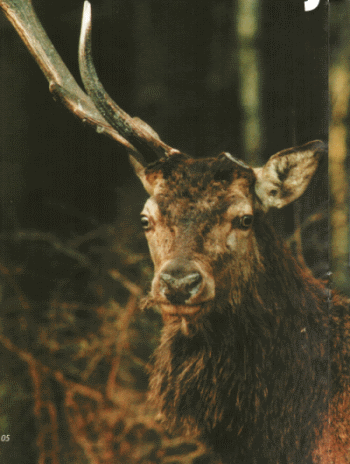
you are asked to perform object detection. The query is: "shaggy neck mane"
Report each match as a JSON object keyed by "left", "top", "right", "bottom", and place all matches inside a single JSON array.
[{"left": 149, "top": 215, "right": 330, "bottom": 463}]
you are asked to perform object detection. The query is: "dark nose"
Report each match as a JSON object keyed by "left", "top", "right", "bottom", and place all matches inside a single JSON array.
[{"left": 159, "top": 263, "right": 203, "bottom": 305}]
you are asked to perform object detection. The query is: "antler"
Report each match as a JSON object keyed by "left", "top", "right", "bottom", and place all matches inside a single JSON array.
[
  {"left": 79, "top": 1, "right": 180, "bottom": 161},
  {"left": 0, "top": 0, "right": 178, "bottom": 163}
]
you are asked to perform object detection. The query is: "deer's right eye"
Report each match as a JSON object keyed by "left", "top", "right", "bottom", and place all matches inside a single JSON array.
[
  {"left": 240, "top": 215, "right": 253, "bottom": 229},
  {"left": 140, "top": 215, "right": 151, "bottom": 230}
]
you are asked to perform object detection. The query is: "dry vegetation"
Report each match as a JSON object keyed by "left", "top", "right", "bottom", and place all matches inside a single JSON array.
[{"left": 0, "top": 224, "right": 218, "bottom": 463}]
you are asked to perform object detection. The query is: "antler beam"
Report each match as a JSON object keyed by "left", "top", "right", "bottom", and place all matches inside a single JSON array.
[
  {"left": 0, "top": 0, "right": 178, "bottom": 163},
  {"left": 0, "top": 0, "right": 142, "bottom": 158},
  {"left": 79, "top": 1, "right": 180, "bottom": 161}
]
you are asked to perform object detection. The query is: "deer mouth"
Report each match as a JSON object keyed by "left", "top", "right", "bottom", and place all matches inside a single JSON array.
[{"left": 160, "top": 303, "right": 203, "bottom": 316}]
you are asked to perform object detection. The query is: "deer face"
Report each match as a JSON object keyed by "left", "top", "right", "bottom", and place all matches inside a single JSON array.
[
  {"left": 131, "top": 141, "right": 324, "bottom": 318},
  {"left": 138, "top": 154, "right": 256, "bottom": 315}
]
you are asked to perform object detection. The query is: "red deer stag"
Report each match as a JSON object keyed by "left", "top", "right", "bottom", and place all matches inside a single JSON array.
[{"left": 1, "top": 1, "right": 349, "bottom": 463}]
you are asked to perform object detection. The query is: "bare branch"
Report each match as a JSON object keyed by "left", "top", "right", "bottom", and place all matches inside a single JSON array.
[
  {"left": 0, "top": 260, "right": 30, "bottom": 310},
  {"left": 106, "top": 294, "right": 139, "bottom": 401},
  {"left": 108, "top": 268, "right": 143, "bottom": 296},
  {"left": 0, "top": 0, "right": 145, "bottom": 162},
  {"left": 0, "top": 229, "right": 93, "bottom": 267}
]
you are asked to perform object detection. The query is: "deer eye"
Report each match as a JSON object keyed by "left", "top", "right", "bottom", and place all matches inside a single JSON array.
[
  {"left": 240, "top": 215, "right": 253, "bottom": 229},
  {"left": 140, "top": 215, "right": 151, "bottom": 230}
]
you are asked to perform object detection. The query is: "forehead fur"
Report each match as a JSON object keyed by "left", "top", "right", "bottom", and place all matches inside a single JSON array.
[{"left": 145, "top": 153, "right": 255, "bottom": 202}]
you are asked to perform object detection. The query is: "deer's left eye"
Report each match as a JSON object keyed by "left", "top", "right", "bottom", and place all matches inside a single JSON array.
[
  {"left": 240, "top": 215, "right": 253, "bottom": 229},
  {"left": 140, "top": 215, "right": 151, "bottom": 230}
]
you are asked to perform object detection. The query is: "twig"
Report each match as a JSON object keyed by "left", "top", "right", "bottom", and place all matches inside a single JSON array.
[
  {"left": 108, "top": 269, "right": 143, "bottom": 296},
  {"left": 0, "top": 332, "right": 104, "bottom": 402},
  {"left": 0, "top": 230, "right": 92, "bottom": 268},
  {"left": 106, "top": 294, "right": 138, "bottom": 401},
  {"left": 0, "top": 261, "right": 30, "bottom": 310},
  {"left": 15, "top": 343, "right": 60, "bottom": 464},
  {"left": 64, "top": 389, "right": 102, "bottom": 464},
  {"left": 0, "top": 332, "right": 112, "bottom": 461}
]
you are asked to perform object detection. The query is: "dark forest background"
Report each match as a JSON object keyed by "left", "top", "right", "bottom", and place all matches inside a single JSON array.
[{"left": 0, "top": 0, "right": 345, "bottom": 462}]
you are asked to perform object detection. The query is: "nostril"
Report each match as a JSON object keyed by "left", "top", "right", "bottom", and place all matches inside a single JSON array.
[
  {"left": 160, "top": 273, "right": 176, "bottom": 287},
  {"left": 159, "top": 271, "right": 203, "bottom": 303},
  {"left": 184, "top": 272, "right": 202, "bottom": 294}
]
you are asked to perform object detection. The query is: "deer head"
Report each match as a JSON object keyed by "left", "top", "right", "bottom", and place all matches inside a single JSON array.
[
  {"left": 0, "top": 0, "right": 325, "bottom": 323},
  {"left": 78, "top": 2, "right": 324, "bottom": 319},
  {"left": 131, "top": 142, "right": 324, "bottom": 319}
]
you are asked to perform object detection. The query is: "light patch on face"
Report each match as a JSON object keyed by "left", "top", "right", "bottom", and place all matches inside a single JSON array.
[
  {"left": 226, "top": 231, "right": 238, "bottom": 251},
  {"left": 226, "top": 228, "right": 254, "bottom": 254},
  {"left": 204, "top": 222, "right": 231, "bottom": 257},
  {"left": 225, "top": 197, "right": 253, "bottom": 219},
  {"left": 141, "top": 198, "right": 175, "bottom": 271},
  {"left": 141, "top": 197, "right": 161, "bottom": 222},
  {"left": 196, "top": 196, "right": 254, "bottom": 258},
  {"left": 224, "top": 199, "right": 254, "bottom": 252}
]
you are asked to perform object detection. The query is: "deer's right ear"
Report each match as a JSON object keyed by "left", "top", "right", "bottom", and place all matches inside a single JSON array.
[
  {"left": 253, "top": 140, "right": 325, "bottom": 211},
  {"left": 128, "top": 154, "right": 155, "bottom": 195}
]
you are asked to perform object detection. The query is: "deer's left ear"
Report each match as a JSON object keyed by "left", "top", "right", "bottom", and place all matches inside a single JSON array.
[{"left": 253, "top": 140, "right": 326, "bottom": 211}]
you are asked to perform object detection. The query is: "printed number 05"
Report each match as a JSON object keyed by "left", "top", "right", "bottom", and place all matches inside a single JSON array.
[{"left": 1, "top": 435, "right": 10, "bottom": 442}]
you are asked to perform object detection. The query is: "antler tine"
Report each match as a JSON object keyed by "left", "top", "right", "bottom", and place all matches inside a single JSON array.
[
  {"left": 0, "top": 0, "right": 145, "bottom": 163},
  {"left": 79, "top": 1, "right": 180, "bottom": 162}
]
